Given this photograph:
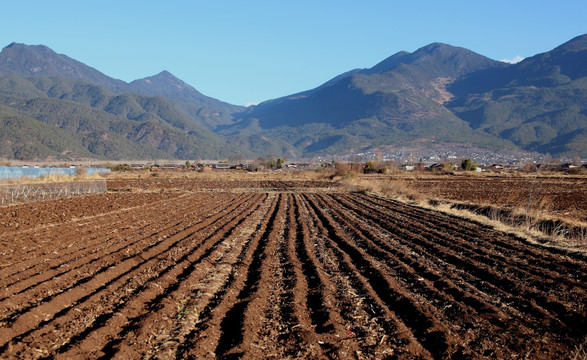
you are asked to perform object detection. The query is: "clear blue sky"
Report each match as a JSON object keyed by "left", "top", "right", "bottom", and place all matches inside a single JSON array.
[{"left": 1, "top": 1, "right": 585, "bottom": 106}]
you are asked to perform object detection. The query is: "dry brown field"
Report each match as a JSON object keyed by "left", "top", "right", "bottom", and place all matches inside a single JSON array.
[
  {"left": 403, "top": 174, "right": 587, "bottom": 222},
  {"left": 0, "top": 171, "right": 585, "bottom": 359}
]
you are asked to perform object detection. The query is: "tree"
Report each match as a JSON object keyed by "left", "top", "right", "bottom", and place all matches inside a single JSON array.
[
  {"left": 364, "top": 160, "right": 377, "bottom": 173},
  {"left": 461, "top": 158, "right": 477, "bottom": 171},
  {"left": 442, "top": 162, "right": 455, "bottom": 172}
]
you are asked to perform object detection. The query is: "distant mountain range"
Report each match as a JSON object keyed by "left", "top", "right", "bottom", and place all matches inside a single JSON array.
[{"left": 0, "top": 35, "right": 585, "bottom": 161}]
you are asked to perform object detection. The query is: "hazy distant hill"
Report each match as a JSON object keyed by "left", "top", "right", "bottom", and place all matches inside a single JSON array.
[
  {"left": 0, "top": 86, "right": 244, "bottom": 160},
  {"left": 447, "top": 34, "right": 587, "bottom": 155},
  {"left": 223, "top": 35, "right": 586, "bottom": 157},
  {"left": 129, "top": 71, "right": 244, "bottom": 130},
  {"left": 0, "top": 44, "right": 251, "bottom": 160},
  {"left": 0, "top": 35, "right": 585, "bottom": 161},
  {"left": 220, "top": 42, "right": 516, "bottom": 155},
  {"left": 0, "top": 43, "right": 127, "bottom": 92}
]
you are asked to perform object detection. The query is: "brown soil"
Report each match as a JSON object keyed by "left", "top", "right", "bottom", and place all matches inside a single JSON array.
[
  {"left": 107, "top": 178, "right": 340, "bottom": 192},
  {"left": 0, "top": 177, "right": 585, "bottom": 359},
  {"left": 405, "top": 175, "right": 587, "bottom": 222}
]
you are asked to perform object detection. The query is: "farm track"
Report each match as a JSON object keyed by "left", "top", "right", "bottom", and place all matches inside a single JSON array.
[{"left": 0, "top": 178, "right": 585, "bottom": 359}]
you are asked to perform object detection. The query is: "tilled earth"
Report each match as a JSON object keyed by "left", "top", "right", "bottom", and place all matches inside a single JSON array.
[
  {"left": 406, "top": 176, "right": 587, "bottom": 222},
  {"left": 0, "top": 179, "right": 585, "bottom": 359}
]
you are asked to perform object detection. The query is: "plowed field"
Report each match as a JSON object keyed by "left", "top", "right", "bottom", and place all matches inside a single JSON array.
[
  {"left": 1, "top": 178, "right": 585, "bottom": 359},
  {"left": 406, "top": 176, "right": 587, "bottom": 222}
]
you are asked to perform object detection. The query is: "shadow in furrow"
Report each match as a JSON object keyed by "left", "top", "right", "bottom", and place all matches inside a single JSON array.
[
  {"left": 292, "top": 195, "right": 333, "bottom": 334},
  {"left": 304, "top": 195, "right": 450, "bottom": 359},
  {"left": 215, "top": 194, "right": 282, "bottom": 358}
]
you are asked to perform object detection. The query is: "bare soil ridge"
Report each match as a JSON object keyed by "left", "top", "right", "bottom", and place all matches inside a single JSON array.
[{"left": 0, "top": 176, "right": 585, "bottom": 359}]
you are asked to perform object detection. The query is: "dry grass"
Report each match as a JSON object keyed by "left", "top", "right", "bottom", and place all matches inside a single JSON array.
[
  {"left": 425, "top": 201, "right": 586, "bottom": 254},
  {"left": 0, "top": 172, "right": 106, "bottom": 185},
  {"left": 104, "top": 168, "right": 326, "bottom": 182},
  {"left": 337, "top": 174, "right": 587, "bottom": 255},
  {"left": 338, "top": 175, "right": 424, "bottom": 203}
]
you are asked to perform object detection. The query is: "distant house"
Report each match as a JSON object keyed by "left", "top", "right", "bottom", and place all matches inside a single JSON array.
[
  {"left": 427, "top": 163, "right": 444, "bottom": 172},
  {"left": 562, "top": 163, "right": 579, "bottom": 170}
]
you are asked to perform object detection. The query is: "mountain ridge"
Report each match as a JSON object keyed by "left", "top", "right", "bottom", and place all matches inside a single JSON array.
[
  {"left": 223, "top": 35, "right": 586, "bottom": 157},
  {"left": 0, "top": 42, "right": 127, "bottom": 91},
  {"left": 0, "top": 35, "right": 585, "bottom": 160}
]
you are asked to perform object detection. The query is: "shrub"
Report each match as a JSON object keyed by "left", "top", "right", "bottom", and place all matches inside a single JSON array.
[
  {"left": 443, "top": 163, "right": 455, "bottom": 172},
  {"left": 461, "top": 158, "right": 478, "bottom": 171},
  {"left": 107, "top": 163, "right": 133, "bottom": 172},
  {"left": 75, "top": 167, "right": 88, "bottom": 178},
  {"left": 330, "top": 169, "right": 356, "bottom": 180},
  {"left": 364, "top": 160, "right": 378, "bottom": 174}
]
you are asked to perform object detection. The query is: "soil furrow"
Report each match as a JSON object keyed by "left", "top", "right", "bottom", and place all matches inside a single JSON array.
[
  {"left": 297, "top": 194, "right": 432, "bottom": 359},
  {"left": 1, "top": 176, "right": 583, "bottom": 359},
  {"left": 0, "top": 194, "right": 257, "bottom": 355},
  {"left": 174, "top": 194, "right": 279, "bottom": 359},
  {"left": 133, "top": 194, "right": 272, "bottom": 360},
  {"left": 64, "top": 194, "right": 268, "bottom": 360},
  {"left": 0, "top": 193, "right": 233, "bottom": 301},
  {"left": 0, "top": 192, "right": 189, "bottom": 283},
  {"left": 215, "top": 194, "right": 283, "bottom": 358},
  {"left": 303, "top": 193, "right": 462, "bottom": 359},
  {"left": 334, "top": 193, "right": 586, "bottom": 352},
  {"left": 341, "top": 193, "right": 586, "bottom": 333},
  {"left": 320, "top": 193, "right": 549, "bottom": 356},
  {"left": 353, "top": 193, "right": 586, "bottom": 281},
  {"left": 0, "top": 193, "right": 249, "bottom": 328}
]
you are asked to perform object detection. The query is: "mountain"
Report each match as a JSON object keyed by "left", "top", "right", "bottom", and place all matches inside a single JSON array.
[
  {"left": 0, "top": 36, "right": 586, "bottom": 161},
  {"left": 222, "top": 35, "right": 586, "bottom": 157},
  {"left": 0, "top": 43, "right": 127, "bottom": 92},
  {"left": 0, "top": 43, "right": 254, "bottom": 160},
  {"left": 0, "top": 75, "right": 252, "bottom": 160},
  {"left": 0, "top": 113, "right": 99, "bottom": 160},
  {"left": 0, "top": 43, "right": 244, "bottom": 130},
  {"left": 129, "top": 71, "right": 244, "bottom": 130},
  {"left": 0, "top": 88, "right": 246, "bottom": 160},
  {"left": 447, "top": 34, "right": 587, "bottom": 155},
  {"left": 220, "top": 42, "right": 516, "bottom": 156}
]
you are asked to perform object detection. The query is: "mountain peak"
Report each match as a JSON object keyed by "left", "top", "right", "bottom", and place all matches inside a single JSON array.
[
  {"left": 510, "top": 33, "right": 587, "bottom": 81},
  {"left": 0, "top": 42, "right": 126, "bottom": 90},
  {"left": 129, "top": 69, "right": 208, "bottom": 101},
  {"left": 1, "top": 42, "right": 59, "bottom": 59},
  {"left": 412, "top": 42, "right": 482, "bottom": 61},
  {"left": 133, "top": 70, "right": 192, "bottom": 89},
  {"left": 557, "top": 33, "right": 587, "bottom": 52},
  {"left": 365, "top": 42, "right": 500, "bottom": 79},
  {"left": 366, "top": 50, "right": 411, "bottom": 74},
  {"left": 419, "top": 42, "right": 453, "bottom": 51},
  {"left": 156, "top": 70, "right": 175, "bottom": 78}
]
